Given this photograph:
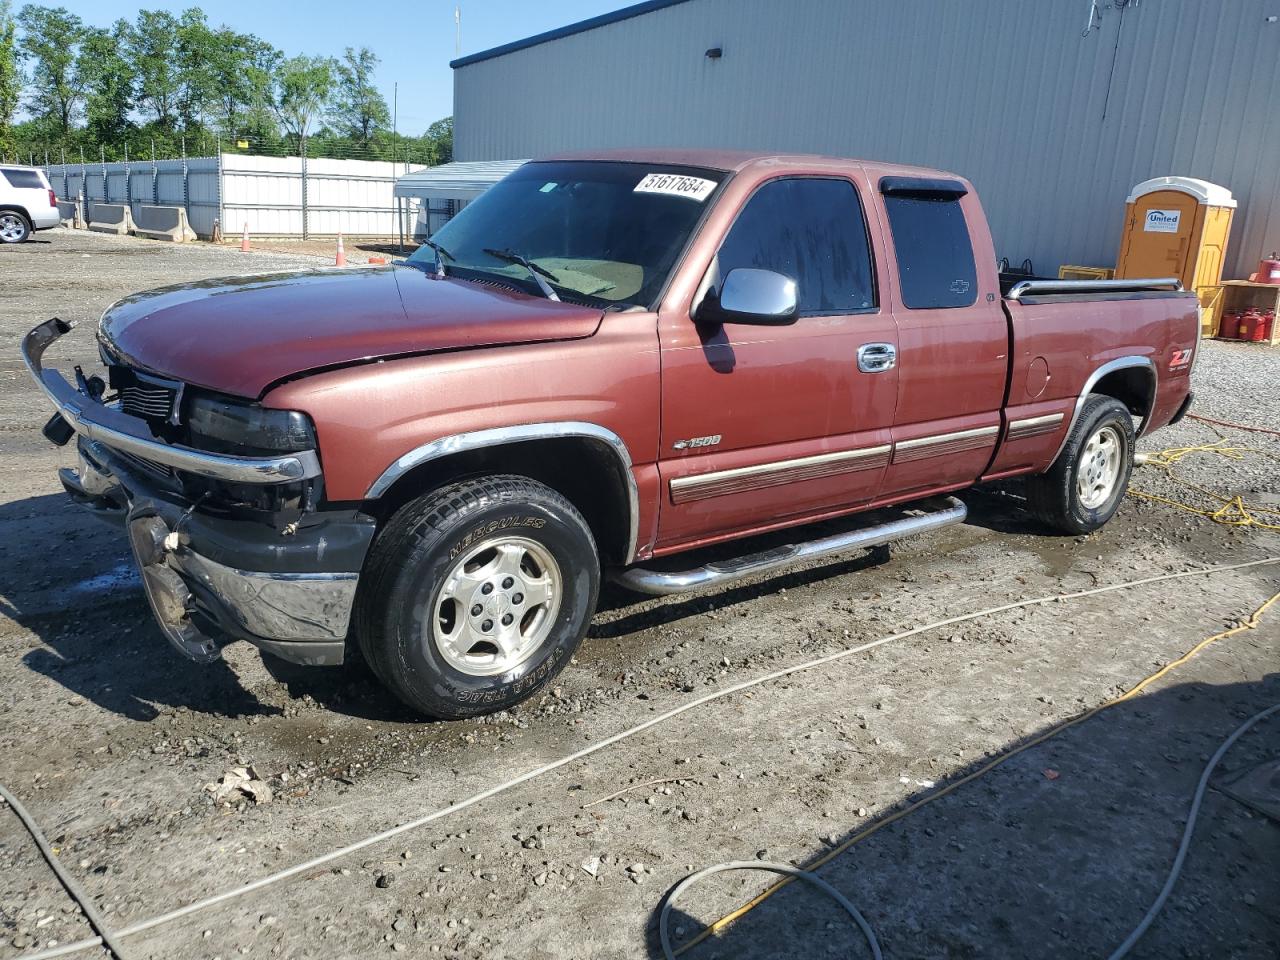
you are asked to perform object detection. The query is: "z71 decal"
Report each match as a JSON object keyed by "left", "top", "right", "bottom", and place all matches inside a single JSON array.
[{"left": 1169, "top": 348, "right": 1191, "bottom": 371}]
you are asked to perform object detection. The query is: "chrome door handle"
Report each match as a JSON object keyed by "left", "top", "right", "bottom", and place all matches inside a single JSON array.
[{"left": 857, "top": 342, "right": 896, "bottom": 373}]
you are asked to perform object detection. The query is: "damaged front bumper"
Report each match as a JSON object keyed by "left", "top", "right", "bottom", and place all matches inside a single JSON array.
[{"left": 24, "top": 318, "right": 373, "bottom": 667}]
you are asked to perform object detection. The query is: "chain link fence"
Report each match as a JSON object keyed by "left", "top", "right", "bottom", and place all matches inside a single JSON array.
[{"left": 9, "top": 133, "right": 447, "bottom": 170}]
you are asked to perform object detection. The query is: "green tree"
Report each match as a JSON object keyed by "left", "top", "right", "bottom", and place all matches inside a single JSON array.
[
  {"left": 78, "top": 20, "right": 132, "bottom": 145},
  {"left": 0, "top": 1, "right": 19, "bottom": 158},
  {"left": 127, "top": 8, "right": 180, "bottom": 128},
  {"left": 272, "top": 54, "right": 334, "bottom": 151},
  {"left": 209, "top": 29, "right": 278, "bottom": 140},
  {"left": 330, "top": 46, "right": 388, "bottom": 148},
  {"left": 423, "top": 115, "right": 452, "bottom": 164},
  {"left": 174, "top": 8, "right": 217, "bottom": 129},
  {"left": 17, "top": 4, "right": 84, "bottom": 135}
]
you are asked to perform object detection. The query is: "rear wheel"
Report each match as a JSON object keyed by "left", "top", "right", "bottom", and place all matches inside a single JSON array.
[
  {"left": 354, "top": 475, "right": 599, "bottom": 719},
  {"left": 1026, "top": 395, "right": 1135, "bottom": 534},
  {"left": 0, "top": 211, "right": 31, "bottom": 243}
]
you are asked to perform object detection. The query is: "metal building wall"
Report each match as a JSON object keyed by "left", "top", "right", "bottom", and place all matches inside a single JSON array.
[{"left": 453, "top": 0, "right": 1280, "bottom": 277}]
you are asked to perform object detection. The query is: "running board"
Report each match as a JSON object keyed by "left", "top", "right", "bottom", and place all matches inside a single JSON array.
[{"left": 612, "top": 496, "right": 967, "bottom": 596}]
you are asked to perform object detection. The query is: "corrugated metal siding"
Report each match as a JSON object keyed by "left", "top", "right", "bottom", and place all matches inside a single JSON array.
[
  {"left": 220, "top": 155, "right": 424, "bottom": 237},
  {"left": 47, "top": 158, "right": 221, "bottom": 237},
  {"left": 393, "top": 159, "right": 531, "bottom": 199},
  {"left": 454, "top": 0, "right": 1280, "bottom": 277},
  {"left": 45, "top": 155, "right": 425, "bottom": 238}
]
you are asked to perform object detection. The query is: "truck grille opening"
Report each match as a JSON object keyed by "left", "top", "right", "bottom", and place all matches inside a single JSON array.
[
  {"left": 110, "top": 367, "right": 182, "bottom": 424},
  {"left": 121, "top": 383, "right": 177, "bottom": 420}
]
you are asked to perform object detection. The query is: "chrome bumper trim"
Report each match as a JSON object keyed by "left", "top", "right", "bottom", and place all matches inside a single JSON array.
[
  {"left": 73, "top": 444, "right": 355, "bottom": 662},
  {"left": 23, "top": 318, "right": 321, "bottom": 485},
  {"left": 179, "top": 551, "right": 358, "bottom": 643}
]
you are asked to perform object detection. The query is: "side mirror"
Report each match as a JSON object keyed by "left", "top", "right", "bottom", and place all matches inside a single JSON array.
[{"left": 696, "top": 268, "right": 799, "bottom": 326}]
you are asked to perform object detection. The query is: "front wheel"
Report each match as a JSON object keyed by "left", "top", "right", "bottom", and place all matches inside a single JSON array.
[
  {"left": 0, "top": 211, "right": 31, "bottom": 243},
  {"left": 354, "top": 475, "right": 600, "bottom": 719},
  {"left": 1025, "top": 395, "right": 1135, "bottom": 535}
]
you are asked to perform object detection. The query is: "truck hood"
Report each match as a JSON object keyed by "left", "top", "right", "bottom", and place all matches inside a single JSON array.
[{"left": 99, "top": 266, "right": 604, "bottom": 398}]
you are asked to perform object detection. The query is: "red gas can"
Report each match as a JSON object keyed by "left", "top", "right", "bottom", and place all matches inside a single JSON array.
[
  {"left": 1255, "top": 257, "right": 1280, "bottom": 285},
  {"left": 1238, "top": 310, "right": 1265, "bottom": 341},
  {"left": 1257, "top": 309, "right": 1275, "bottom": 343},
  {"left": 1219, "top": 310, "right": 1241, "bottom": 339}
]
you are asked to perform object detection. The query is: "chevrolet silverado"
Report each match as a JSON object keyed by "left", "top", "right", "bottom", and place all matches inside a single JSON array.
[{"left": 23, "top": 150, "right": 1198, "bottom": 718}]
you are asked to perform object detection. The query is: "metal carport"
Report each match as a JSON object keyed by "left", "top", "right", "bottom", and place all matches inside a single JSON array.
[{"left": 394, "top": 159, "right": 528, "bottom": 237}]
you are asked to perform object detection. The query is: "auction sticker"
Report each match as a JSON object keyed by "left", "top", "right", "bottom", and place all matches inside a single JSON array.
[{"left": 634, "top": 172, "right": 717, "bottom": 201}]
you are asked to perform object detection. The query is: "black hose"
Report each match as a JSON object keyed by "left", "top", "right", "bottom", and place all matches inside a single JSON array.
[{"left": 0, "top": 783, "right": 130, "bottom": 960}]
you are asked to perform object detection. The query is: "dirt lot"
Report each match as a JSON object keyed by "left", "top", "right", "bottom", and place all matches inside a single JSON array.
[
  {"left": 1, "top": 229, "right": 1278, "bottom": 960},
  {"left": 224, "top": 237, "right": 421, "bottom": 264}
]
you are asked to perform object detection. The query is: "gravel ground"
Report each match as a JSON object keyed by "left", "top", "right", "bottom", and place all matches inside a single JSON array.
[
  {"left": 0, "top": 229, "right": 1277, "bottom": 960},
  {"left": 226, "top": 237, "right": 422, "bottom": 264}
]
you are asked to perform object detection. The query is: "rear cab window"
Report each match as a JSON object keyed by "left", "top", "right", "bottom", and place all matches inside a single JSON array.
[
  {"left": 2, "top": 169, "right": 46, "bottom": 190},
  {"left": 714, "top": 177, "right": 876, "bottom": 315},
  {"left": 881, "top": 177, "right": 977, "bottom": 309}
]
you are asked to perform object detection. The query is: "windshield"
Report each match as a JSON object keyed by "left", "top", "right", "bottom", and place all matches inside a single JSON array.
[{"left": 407, "top": 161, "right": 726, "bottom": 307}]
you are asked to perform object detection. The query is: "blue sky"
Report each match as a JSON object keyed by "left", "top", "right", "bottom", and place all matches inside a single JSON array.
[{"left": 45, "top": 1, "right": 636, "bottom": 134}]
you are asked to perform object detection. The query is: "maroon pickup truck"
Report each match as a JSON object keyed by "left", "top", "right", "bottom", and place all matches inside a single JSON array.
[{"left": 24, "top": 150, "right": 1198, "bottom": 718}]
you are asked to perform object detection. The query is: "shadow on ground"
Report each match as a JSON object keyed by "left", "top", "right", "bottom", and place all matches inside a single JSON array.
[
  {"left": 646, "top": 671, "right": 1280, "bottom": 959},
  {"left": 0, "top": 492, "right": 279, "bottom": 721},
  {"left": 3, "top": 485, "right": 1043, "bottom": 723}
]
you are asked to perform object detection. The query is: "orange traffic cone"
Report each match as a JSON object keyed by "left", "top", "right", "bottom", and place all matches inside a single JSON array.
[
  {"left": 335, "top": 232, "right": 346, "bottom": 267},
  {"left": 239, "top": 222, "right": 250, "bottom": 253}
]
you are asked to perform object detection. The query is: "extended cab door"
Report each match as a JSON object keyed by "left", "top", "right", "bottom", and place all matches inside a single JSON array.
[
  {"left": 655, "top": 174, "right": 899, "bottom": 550},
  {"left": 873, "top": 178, "right": 1008, "bottom": 497}
]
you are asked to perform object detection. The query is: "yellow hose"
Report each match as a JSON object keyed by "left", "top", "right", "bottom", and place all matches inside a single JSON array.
[{"left": 1129, "top": 440, "right": 1280, "bottom": 532}]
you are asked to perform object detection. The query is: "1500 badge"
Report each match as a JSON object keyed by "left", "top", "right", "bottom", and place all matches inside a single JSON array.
[{"left": 672, "top": 435, "right": 722, "bottom": 450}]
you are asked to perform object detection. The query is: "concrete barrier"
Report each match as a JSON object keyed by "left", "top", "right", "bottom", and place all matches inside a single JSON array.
[
  {"left": 87, "top": 203, "right": 135, "bottom": 235},
  {"left": 132, "top": 204, "right": 198, "bottom": 243},
  {"left": 55, "top": 200, "right": 79, "bottom": 227}
]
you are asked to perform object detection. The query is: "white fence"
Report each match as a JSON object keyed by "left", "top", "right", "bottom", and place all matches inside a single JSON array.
[{"left": 44, "top": 154, "right": 425, "bottom": 240}]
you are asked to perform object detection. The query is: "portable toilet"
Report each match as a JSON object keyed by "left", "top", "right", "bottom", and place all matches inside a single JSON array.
[{"left": 1115, "top": 176, "right": 1235, "bottom": 334}]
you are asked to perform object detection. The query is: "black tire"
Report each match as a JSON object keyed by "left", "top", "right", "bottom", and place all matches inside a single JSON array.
[
  {"left": 1025, "top": 395, "right": 1135, "bottom": 535},
  {"left": 354, "top": 475, "right": 599, "bottom": 719},
  {"left": 0, "top": 210, "right": 32, "bottom": 244}
]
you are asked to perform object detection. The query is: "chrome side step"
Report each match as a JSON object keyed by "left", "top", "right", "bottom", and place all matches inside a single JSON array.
[{"left": 612, "top": 496, "right": 967, "bottom": 597}]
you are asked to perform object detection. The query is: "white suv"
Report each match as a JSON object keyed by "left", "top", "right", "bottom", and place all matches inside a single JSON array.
[{"left": 0, "top": 165, "right": 61, "bottom": 243}]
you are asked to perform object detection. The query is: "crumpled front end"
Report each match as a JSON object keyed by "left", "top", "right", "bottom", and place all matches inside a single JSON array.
[{"left": 24, "top": 317, "right": 375, "bottom": 667}]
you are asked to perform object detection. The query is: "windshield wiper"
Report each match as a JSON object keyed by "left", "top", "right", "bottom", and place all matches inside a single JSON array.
[
  {"left": 424, "top": 239, "right": 456, "bottom": 278},
  {"left": 482, "top": 248, "right": 561, "bottom": 301}
]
